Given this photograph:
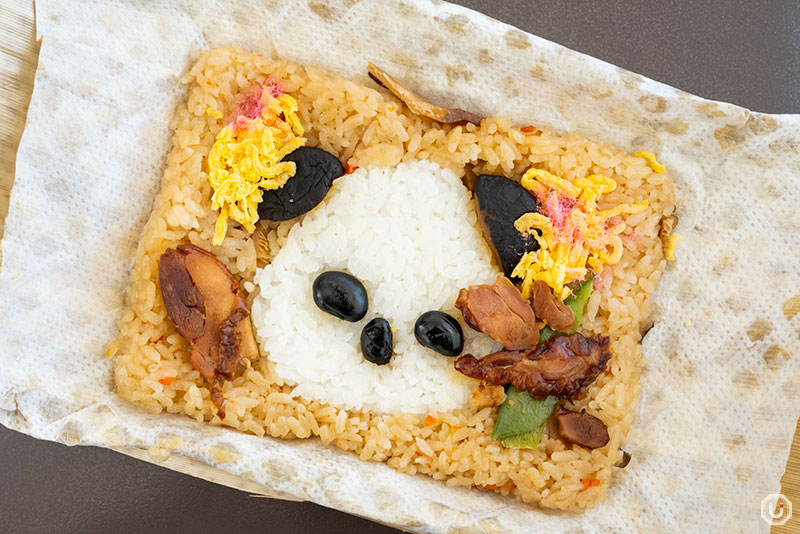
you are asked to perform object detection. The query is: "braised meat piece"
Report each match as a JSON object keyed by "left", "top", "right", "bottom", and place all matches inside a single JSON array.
[
  {"left": 555, "top": 406, "right": 610, "bottom": 449},
  {"left": 158, "top": 248, "right": 206, "bottom": 340},
  {"left": 159, "top": 245, "right": 259, "bottom": 417},
  {"left": 210, "top": 377, "right": 227, "bottom": 418},
  {"left": 455, "top": 274, "right": 539, "bottom": 350},
  {"left": 454, "top": 333, "right": 610, "bottom": 399},
  {"left": 531, "top": 280, "right": 575, "bottom": 332}
]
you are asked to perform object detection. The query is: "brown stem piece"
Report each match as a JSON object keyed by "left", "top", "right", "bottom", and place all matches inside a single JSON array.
[{"left": 367, "top": 62, "right": 481, "bottom": 125}]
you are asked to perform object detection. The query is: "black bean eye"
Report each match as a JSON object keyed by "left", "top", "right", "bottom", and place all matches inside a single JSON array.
[
  {"left": 312, "top": 271, "right": 368, "bottom": 322},
  {"left": 360, "top": 318, "right": 393, "bottom": 365},
  {"left": 414, "top": 311, "right": 464, "bottom": 357}
]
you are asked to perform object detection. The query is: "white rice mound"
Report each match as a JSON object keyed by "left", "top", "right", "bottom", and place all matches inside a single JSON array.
[{"left": 251, "top": 160, "right": 501, "bottom": 414}]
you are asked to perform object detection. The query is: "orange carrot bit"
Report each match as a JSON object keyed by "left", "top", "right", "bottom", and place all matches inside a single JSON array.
[
  {"left": 579, "top": 478, "right": 601, "bottom": 493},
  {"left": 415, "top": 451, "right": 423, "bottom": 457},
  {"left": 158, "top": 376, "right": 177, "bottom": 386},
  {"left": 479, "top": 480, "right": 516, "bottom": 492},
  {"left": 171, "top": 348, "right": 185, "bottom": 356},
  {"left": 345, "top": 163, "right": 357, "bottom": 174},
  {"left": 520, "top": 125, "right": 543, "bottom": 135},
  {"left": 449, "top": 425, "right": 461, "bottom": 439},
  {"left": 424, "top": 414, "right": 439, "bottom": 426},
  {"left": 605, "top": 367, "right": 614, "bottom": 376}
]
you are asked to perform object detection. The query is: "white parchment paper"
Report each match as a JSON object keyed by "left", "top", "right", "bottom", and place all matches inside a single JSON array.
[{"left": 1, "top": 1, "right": 798, "bottom": 532}]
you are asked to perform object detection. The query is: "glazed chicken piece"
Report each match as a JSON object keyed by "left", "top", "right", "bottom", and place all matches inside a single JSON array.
[
  {"left": 158, "top": 244, "right": 259, "bottom": 417},
  {"left": 454, "top": 333, "right": 610, "bottom": 399},
  {"left": 455, "top": 274, "right": 540, "bottom": 350},
  {"left": 531, "top": 280, "right": 575, "bottom": 332}
]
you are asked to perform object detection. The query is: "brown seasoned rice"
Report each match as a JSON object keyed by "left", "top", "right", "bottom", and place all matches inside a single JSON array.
[{"left": 109, "top": 46, "right": 676, "bottom": 511}]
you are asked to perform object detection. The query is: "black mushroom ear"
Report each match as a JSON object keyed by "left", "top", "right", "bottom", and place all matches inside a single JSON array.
[
  {"left": 258, "top": 146, "right": 344, "bottom": 222},
  {"left": 473, "top": 175, "right": 540, "bottom": 278}
]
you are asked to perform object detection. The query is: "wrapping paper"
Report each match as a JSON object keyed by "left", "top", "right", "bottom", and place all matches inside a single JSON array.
[{"left": 1, "top": 1, "right": 798, "bottom": 532}]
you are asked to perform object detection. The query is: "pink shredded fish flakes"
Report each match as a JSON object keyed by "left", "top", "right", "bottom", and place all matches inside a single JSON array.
[{"left": 232, "top": 76, "right": 285, "bottom": 129}]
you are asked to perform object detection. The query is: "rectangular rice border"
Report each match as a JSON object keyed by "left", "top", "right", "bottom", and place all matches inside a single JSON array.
[{"left": 109, "top": 46, "right": 676, "bottom": 511}]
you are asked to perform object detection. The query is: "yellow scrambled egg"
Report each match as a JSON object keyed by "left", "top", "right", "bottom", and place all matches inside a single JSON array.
[
  {"left": 206, "top": 91, "right": 306, "bottom": 245},
  {"left": 512, "top": 168, "right": 648, "bottom": 300},
  {"left": 665, "top": 233, "right": 681, "bottom": 261},
  {"left": 634, "top": 150, "right": 666, "bottom": 173}
]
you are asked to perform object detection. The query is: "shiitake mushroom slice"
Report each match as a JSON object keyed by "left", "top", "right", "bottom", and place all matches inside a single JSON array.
[{"left": 554, "top": 406, "right": 610, "bottom": 449}]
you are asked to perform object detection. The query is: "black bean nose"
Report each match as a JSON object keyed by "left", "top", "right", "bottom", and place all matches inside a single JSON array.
[{"left": 360, "top": 317, "right": 393, "bottom": 365}]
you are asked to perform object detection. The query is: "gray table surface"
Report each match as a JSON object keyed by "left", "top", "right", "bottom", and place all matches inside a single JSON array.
[{"left": 1, "top": 1, "right": 798, "bottom": 533}]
